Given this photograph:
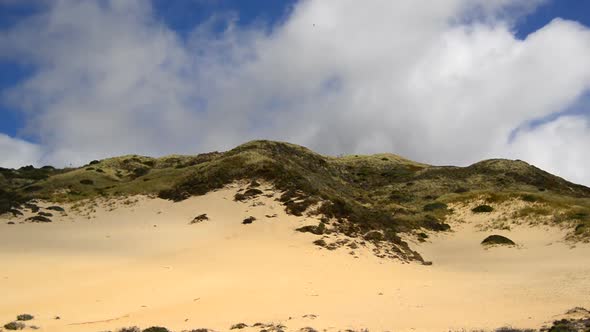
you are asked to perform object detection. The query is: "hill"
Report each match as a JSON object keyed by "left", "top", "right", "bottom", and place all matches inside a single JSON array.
[{"left": 2, "top": 140, "right": 590, "bottom": 261}]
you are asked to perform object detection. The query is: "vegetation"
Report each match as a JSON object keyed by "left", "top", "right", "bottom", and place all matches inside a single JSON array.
[
  {"left": 230, "top": 323, "right": 248, "bottom": 329},
  {"left": 2, "top": 140, "right": 590, "bottom": 261},
  {"left": 16, "top": 314, "right": 33, "bottom": 321},
  {"left": 242, "top": 216, "right": 256, "bottom": 224},
  {"left": 117, "top": 328, "right": 140, "bottom": 332},
  {"left": 3, "top": 321, "right": 25, "bottom": 330},
  {"left": 190, "top": 214, "right": 209, "bottom": 224},
  {"left": 472, "top": 205, "right": 494, "bottom": 213},
  {"left": 142, "top": 327, "right": 169, "bottom": 332},
  {"left": 482, "top": 235, "right": 516, "bottom": 246}
]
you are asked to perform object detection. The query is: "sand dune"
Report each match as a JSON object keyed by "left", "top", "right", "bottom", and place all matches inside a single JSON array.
[{"left": 1, "top": 183, "right": 589, "bottom": 331}]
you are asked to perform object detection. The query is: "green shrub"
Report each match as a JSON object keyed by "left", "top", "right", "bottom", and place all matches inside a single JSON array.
[
  {"left": 80, "top": 179, "right": 94, "bottom": 185},
  {"left": 47, "top": 206, "right": 65, "bottom": 212},
  {"left": 481, "top": 235, "right": 515, "bottom": 246},
  {"left": 4, "top": 321, "right": 25, "bottom": 330},
  {"left": 234, "top": 188, "right": 263, "bottom": 201},
  {"left": 230, "top": 323, "right": 248, "bottom": 329},
  {"left": 520, "top": 194, "right": 538, "bottom": 202},
  {"left": 26, "top": 215, "right": 52, "bottom": 223},
  {"left": 421, "top": 215, "right": 451, "bottom": 231},
  {"left": 472, "top": 204, "right": 494, "bottom": 213},
  {"left": 16, "top": 314, "right": 33, "bottom": 322},
  {"left": 142, "top": 327, "right": 170, "bottom": 332},
  {"left": 190, "top": 214, "right": 209, "bottom": 224},
  {"left": 423, "top": 202, "right": 447, "bottom": 211},
  {"left": 132, "top": 167, "right": 150, "bottom": 179},
  {"left": 364, "top": 230, "right": 384, "bottom": 241},
  {"left": 117, "top": 327, "right": 140, "bottom": 332},
  {"left": 296, "top": 223, "right": 326, "bottom": 235}
]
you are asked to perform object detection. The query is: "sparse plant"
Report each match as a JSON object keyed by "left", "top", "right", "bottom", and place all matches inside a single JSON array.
[
  {"left": 230, "top": 323, "right": 248, "bottom": 329},
  {"left": 190, "top": 213, "right": 209, "bottom": 224},
  {"left": 16, "top": 314, "right": 33, "bottom": 321},
  {"left": 3, "top": 322, "right": 25, "bottom": 330},
  {"left": 472, "top": 204, "right": 494, "bottom": 213}
]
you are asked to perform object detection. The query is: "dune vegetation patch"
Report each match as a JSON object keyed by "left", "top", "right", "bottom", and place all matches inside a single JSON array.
[
  {"left": 481, "top": 235, "right": 516, "bottom": 247},
  {"left": 472, "top": 204, "right": 494, "bottom": 213},
  {"left": 3, "top": 140, "right": 590, "bottom": 261}
]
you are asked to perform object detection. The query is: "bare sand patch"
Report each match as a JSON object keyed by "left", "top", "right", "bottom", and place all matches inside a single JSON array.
[{"left": 1, "top": 184, "right": 589, "bottom": 331}]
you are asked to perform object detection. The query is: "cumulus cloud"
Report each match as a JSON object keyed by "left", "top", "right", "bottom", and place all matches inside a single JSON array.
[
  {"left": 0, "top": 133, "right": 41, "bottom": 168},
  {"left": 1, "top": 0, "right": 590, "bottom": 185}
]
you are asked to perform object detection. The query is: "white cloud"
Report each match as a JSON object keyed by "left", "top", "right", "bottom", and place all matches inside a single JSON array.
[
  {"left": 0, "top": 133, "right": 41, "bottom": 168},
  {"left": 501, "top": 115, "right": 590, "bottom": 186},
  {"left": 1, "top": 0, "right": 590, "bottom": 186}
]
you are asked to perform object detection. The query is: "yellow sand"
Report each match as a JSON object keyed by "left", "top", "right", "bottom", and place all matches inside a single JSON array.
[{"left": 1, "top": 184, "right": 589, "bottom": 332}]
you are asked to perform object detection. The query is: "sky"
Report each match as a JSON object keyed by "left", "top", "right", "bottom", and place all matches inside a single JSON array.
[{"left": 1, "top": 0, "right": 590, "bottom": 186}]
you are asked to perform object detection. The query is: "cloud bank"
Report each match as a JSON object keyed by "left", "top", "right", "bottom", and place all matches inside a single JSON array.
[{"left": 1, "top": 0, "right": 590, "bottom": 185}]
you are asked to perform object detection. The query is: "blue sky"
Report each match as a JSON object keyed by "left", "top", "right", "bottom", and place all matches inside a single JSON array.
[{"left": 1, "top": 0, "right": 590, "bottom": 186}]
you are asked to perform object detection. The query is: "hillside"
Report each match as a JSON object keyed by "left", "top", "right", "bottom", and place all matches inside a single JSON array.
[{"left": 2, "top": 140, "right": 590, "bottom": 261}]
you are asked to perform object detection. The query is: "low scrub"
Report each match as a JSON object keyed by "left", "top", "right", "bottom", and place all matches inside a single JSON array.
[
  {"left": 482, "top": 235, "right": 515, "bottom": 246},
  {"left": 16, "top": 314, "right": 33, "bottom": 321},
  {"left": 472, "top": 204, "right": 494, "bottom": 213},
  {"left": 4, "top": 321, "right": 25, "bottom": 330},
  {"left": 190, "top": 214, "right": 209, "bottom": 224},
  {"left": 296, "top": 222, "right": 326, "bottom": 235},
  {"left": 142, "top": 327, "right": 170, "bottom": 332},
  {"left": 423, "top": 202, "right": 448, "bottom": 212}
]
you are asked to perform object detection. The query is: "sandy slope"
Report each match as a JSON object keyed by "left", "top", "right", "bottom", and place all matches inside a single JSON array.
[{"left": 1, "top": 184, "right": 589, "bottom": 332}]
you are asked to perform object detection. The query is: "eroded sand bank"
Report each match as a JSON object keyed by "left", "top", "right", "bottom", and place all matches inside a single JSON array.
[{"left": 1, "top": 184, "right": 589, "bottom": 331}]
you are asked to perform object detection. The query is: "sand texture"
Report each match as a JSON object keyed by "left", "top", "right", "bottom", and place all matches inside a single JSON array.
[{"left": 1, "top": 183, "right": 589, "bottom": 331}]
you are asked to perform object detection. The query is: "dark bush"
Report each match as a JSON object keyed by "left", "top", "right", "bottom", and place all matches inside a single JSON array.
[
  {"left": 481, "top": 235, "right": 515, "bottom": 246},
  {"left": 234, "top": 188, "right": 263, "bottom": 201},
  {"left": 242, "top": 216, "right": 256, "bottom": 224},
  {"left": 4, "top": 321, "right": 25, "bottom": 330},
  {"left": 9, "top": 209, "right": 23, "bottom": 216},
  {"left": 495, "top": 327, "right": 535, "bottom": 332},
  {"left": 117, "top": 327, "right": 140, "bottom": 332},
  {"left": 230, "top": 323, "right": 248, "bottom": 329},
  {"left": 190, "top": 214, "right": 209, "bottom": 224},
  {"left": 364, "top": 230, "right": 384, "bottom": 241},
  {"left": 423, "top": 202, "right": 447, "bottom": 211},
  {"left": 547, "top": 319, "right": 578, "bottom": 332},
  {"left": 132, "top": 167, "right": 150, "bottom": 178},
  {"left": 38, "top": 212, "right": 53, "bottom": 217},
  {"left": 296, "top": 222, "right": 326, "bottom": 235},
  {"left": 89, "top": 160, "right": 100, "bottom": 165},
  {"left": 47, "top": 206, "right": 65, "bottom": 212},
  {"left": 454, "top": 187, "right": 469, "bottom": 193},
  {"left": 313, "top": 239, "right": 327, "bottom": 247},
  {"left": 23, "top": 185, "right": 43, "bottom": 192},
  {"left": 421, "top": 215, "right": 451, "bottom": 231},
  {"left": 24, "top": 203, "right": 40, "bottom": 213},
  {"left": 80, "top": 179, "right": 94, "bottom": 185},
  {"left": 472, "top": 204, "right": 494, "bottom": 213},
  {"left": 142, "top": 327, "right": 169, "bottom": 332},
  {"left": 95, "top": 168, "right": 105, "bottom": 173},
  {"left": 16, "top": 314, "right": 33, "bottom": 321},
  {"left": 520, "top": 194, "right": 538, "bottom": 202},
  {"left": 26, "top": 216, "right": 52, "bottom": 223}
]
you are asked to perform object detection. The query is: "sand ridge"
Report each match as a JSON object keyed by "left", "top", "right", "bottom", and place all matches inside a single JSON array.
[{"left": 1, "top": 183, "right": 590, "bottom": 331}]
